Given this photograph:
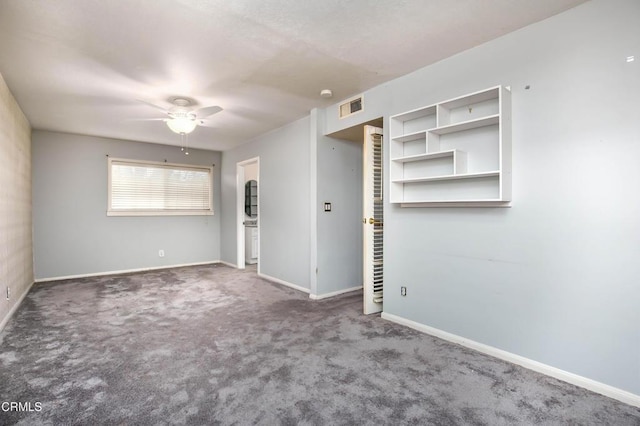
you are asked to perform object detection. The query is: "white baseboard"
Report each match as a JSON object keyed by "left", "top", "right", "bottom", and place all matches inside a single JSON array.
[
  {"left": 381, "top": 312, "right": 640, "bottom": 408},
  {"left": 34, "top": 261, "right": 222, "bottom": 283},
  {"left": 258, "top": 273, "right": 310, "bottom": 294},
  {"left": 0, "top": 281, "right": 35, "bottom": 333},
  {"left": 217, "top": 260, "right": 238, "bottom": 269},
  {"left": 309, "top": 286, "right": 362, "bottom": 300}
]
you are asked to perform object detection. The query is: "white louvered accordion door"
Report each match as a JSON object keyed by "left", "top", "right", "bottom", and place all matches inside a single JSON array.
[{"left": 363, "top": 125, "right": 384, "bottom": 315}]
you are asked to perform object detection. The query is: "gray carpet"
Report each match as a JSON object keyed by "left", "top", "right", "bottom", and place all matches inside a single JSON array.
[{"left": 0, "top": 264, "right": 638, "bottom": 425}]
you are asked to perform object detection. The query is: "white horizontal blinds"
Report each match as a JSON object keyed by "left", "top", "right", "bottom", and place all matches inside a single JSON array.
[
  {"left": 164, "top": 168, "right": 211, "bottom": 210},
  {"left": 110, "top": 159, "right": 211, "bottom": 212}
]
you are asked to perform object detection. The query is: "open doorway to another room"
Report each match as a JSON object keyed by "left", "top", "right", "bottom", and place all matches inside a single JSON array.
[{"left": 236, "top": 157, "right": 260, "bottom": 271}]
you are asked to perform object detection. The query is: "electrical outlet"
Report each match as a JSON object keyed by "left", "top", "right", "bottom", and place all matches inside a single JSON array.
[
  {"left": 6, "top": 287, "right": 10, "bottom": 300},
  {"left": 158, "top": 250, "right": 165, "bottom": 257},
  {"left": 400, "top": 286, "right": 407, "bottom": 296}
]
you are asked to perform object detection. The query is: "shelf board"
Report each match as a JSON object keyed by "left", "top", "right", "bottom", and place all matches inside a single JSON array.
[
  {"left": 399, "top": 200, "right": 511, "bottom": 208},
  {"left": 392, "top": 170, "right": 499, "bottom": 183},
  {"left": 430, "top": 114, "right": 499, "bottom": 135},
  {"left": 391, "top": 130, "right": 427, "bottom": 143},
  {"left": 401, "top": 199, "right": 504, "bottom": 203},
  {"left": 391, "top": 149, "right": 456, "bottom": 163}
]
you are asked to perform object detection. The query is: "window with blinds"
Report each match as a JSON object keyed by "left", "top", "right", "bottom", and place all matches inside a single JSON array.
[{"left": 107, "top": 158, "right": 213, "bottom": 216}]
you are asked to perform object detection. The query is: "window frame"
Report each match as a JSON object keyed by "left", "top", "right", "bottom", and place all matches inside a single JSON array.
[{"left": 107, "top": 157, "right": 214, "bottom": 217}]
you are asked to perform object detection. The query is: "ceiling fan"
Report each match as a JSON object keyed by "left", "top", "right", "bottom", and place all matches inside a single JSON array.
[{"left": 137, "top": 97, "right": 223, "bottom": 135}]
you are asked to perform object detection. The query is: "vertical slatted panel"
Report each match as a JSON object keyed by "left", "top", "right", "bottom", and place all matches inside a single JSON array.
[{"left": 371, "top": 133, "right": 384, "bottom": 304}]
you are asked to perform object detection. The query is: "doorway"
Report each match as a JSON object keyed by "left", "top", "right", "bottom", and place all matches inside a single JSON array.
[
  {"left": 327, "top": 119, "right": 384, "bottom": 314},
  {"left": 236, "top": 157, "right": 260, "bottom": 271}
]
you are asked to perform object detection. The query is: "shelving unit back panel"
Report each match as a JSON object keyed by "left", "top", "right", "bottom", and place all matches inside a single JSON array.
[
  {"left": 403, "top": 157, "right": 453, "bottom": 179},
  {"left": 446, "top": 98, "right": 499, "bottom": 126},
  {"left": 392, "top": 105, "right": 437, "bottom": 122},
  {"left": 399, "top": 114, "right": 437, "bottom": 135},
  {"left": 402, "top": 139, "right": 427, "bottom": 157},
  {"left": 438, "top": 125, "right": 499, "bottom": 173},
  {"left": 389, "top": 181, "right": 405, "bottom": 204},
  {"left": 403, "top": 175, "right": 500, "bottom": 202}
]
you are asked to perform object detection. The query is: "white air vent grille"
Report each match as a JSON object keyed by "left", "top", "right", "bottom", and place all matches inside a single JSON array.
[{"left": 339, "top": 95, "right": 363, "bottom": 119}]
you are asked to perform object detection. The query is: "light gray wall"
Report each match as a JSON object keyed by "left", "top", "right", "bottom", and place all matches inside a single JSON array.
[
  {"left": 323, "top": 0, "right": 640, "bottom": 395},
  {"left": 32, "top": 131, "right": 222, "bottom": 280},
  {"left": 316, "top": 109, "right": 363, "bottom": 296},
  {"left": 220, "top": 117, "right": 311, "bottom": 289},
  {"left": 0, "top": 73, "right": 32, "bottom": 330},
  {"left": 244, "top": 162, "right": 258, "bottom": 183}
]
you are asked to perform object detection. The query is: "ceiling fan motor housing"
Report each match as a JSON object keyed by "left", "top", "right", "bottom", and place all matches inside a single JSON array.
[
  {"left": 172, "top": 98, "right": 192, "bottom": 107},
  {"left": 168, "top": 98, "right": 197, "bottom": 120}
]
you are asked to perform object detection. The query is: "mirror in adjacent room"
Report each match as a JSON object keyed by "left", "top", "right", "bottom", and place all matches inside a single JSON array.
[{"left": 244, "top": 180, "right": 258, "bottom": 218}]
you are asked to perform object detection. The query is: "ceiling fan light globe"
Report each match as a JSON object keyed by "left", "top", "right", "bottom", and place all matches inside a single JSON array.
[{"left": 166, "top": 117, "right": 197, "bottom": 134}]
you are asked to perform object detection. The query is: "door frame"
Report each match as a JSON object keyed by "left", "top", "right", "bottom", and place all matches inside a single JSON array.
[{"left": 236, "top": 157, "right": 260, "bottom": 271}]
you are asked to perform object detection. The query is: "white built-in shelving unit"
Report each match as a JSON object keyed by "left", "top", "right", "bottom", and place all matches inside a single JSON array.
[{"left": 389, "top": 86, "right": 511, "bottom": 207}]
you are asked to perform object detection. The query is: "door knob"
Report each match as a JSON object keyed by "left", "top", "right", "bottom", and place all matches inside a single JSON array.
[{"left": 368, "top": 217, "right": 379, "bottom": 225}]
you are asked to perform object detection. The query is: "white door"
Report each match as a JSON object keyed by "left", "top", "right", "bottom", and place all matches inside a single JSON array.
[{"left": 363, "top": 125, "right": 384, "bottom": 314}]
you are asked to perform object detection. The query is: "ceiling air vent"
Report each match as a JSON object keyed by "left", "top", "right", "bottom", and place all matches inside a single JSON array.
[{"left": 339, "top": 95, "right": 363, "bottom": 119}]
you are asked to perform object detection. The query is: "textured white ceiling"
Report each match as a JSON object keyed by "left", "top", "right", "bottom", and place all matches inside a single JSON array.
[{"left": 0, "top": 0, "right": 586, "bottom": 151}]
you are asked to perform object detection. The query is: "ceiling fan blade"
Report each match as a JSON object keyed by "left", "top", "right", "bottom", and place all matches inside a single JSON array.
[
  {"left": 195, "top": 105, "right": 223, "bottom": 118},
  {"left": 136, "top": 99, "right": 169, "bottom": 113}
]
